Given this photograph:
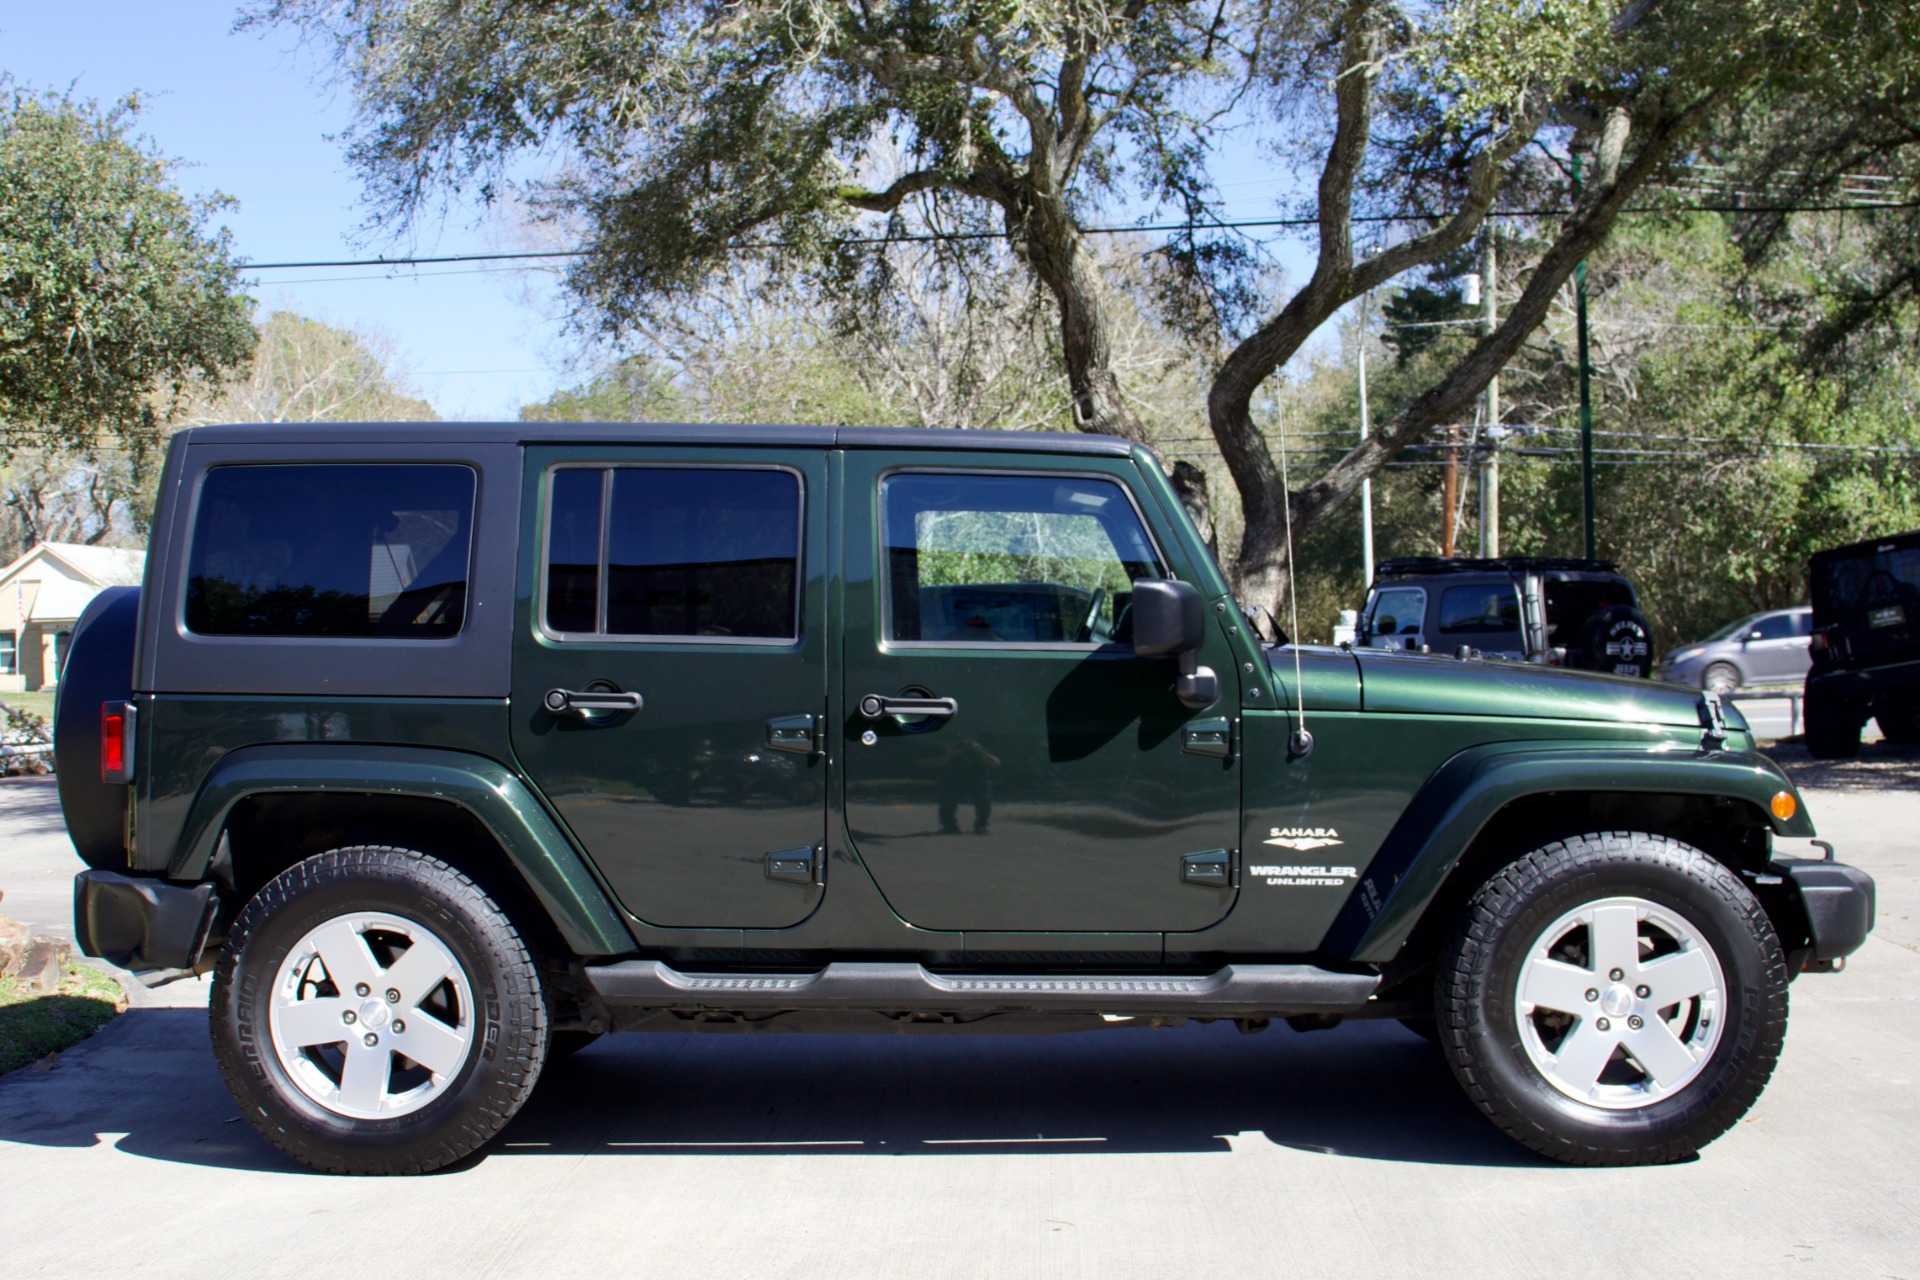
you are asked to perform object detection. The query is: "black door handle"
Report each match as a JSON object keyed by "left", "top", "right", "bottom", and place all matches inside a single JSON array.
[
  {"left": 544, "top": 688, "right": 644, "bottom": 717},
  {"left": 857, "top": 694, "right": 958, "bottom": 720}
]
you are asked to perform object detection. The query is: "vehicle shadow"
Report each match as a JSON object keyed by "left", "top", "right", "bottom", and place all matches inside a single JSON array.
[
  {"left": 1764, "top": 738, "right": 1920, "bottom": 791},
  {"left": 495, "top": 1018, "right": 1544, "bottom": 1168},
  {"left": 0, "top": 1010, "right": 1551, "bottom": 1174}
]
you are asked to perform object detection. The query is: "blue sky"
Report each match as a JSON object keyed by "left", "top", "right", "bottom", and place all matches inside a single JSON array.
[
  {"left": 4, "top": 1, "right": 576, "bottom": 419},
  {"left": 3, "top": 2, "right": 1319, "bottom": 422}
]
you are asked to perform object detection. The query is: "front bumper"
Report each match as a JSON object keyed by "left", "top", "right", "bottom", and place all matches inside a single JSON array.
[
  {"left": 73, "top": 870, "right": 218, "bottom": 973},
  {"left": 1772, "top": 858, "right": 1876, "bottom": 971}
]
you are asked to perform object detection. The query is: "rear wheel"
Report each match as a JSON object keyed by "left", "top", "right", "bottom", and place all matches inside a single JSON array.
[
  {"left": 1437, "top": 832, "right": 1786, "bottom": 1165},
  {"left": 1805, "top": 692, "right": 1862, "bottom": 759},
  {"left": 1873, "top": 697, "right": 1920, "bottom": 745},
  {"left": 211, "top": 846, "right": 549, "bottom": 1175}
]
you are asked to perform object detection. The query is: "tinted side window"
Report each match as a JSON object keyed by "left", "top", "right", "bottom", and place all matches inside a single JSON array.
[
  {"left": 186, "top": 464, "right": 475, "bottom": 638},
  {"left": 1368, "top": 587, "right": 1426, "bottom": 636},
  {"left": 543, "top": 467, "right": 802, "bottom": 641},
  {"left": 1752, "top": 613, "right": 1796, "bottom": 641},
  {"left": 1439, "top": 585, "right": 1520, "bottom": 634},
  {"left": 882, "top": 474, "right": 1163, "bottom": 645}
]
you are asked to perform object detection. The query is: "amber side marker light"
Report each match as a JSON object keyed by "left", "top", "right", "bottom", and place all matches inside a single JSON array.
[{"left": 1770, "top": 791, "right": 1797, "bottom": 822}]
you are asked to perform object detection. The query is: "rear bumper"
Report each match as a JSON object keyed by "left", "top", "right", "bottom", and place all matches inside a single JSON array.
[
  {"left": 1774, "top": 858, "right": 1876, "bottom": 969},
  {"left": 73, "top": 870, "right": 218, "bottom": 972},
  {"left": 1808, "top": 657, "right": 1920, "bottom": 704}
]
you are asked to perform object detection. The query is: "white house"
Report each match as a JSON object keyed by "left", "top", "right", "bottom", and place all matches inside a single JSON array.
[{"left": 0, "top": 542, "right": 146, "bottom": 693}]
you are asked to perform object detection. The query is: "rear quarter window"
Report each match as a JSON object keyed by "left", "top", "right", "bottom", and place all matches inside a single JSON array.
[{"left": 185, "top": 464, "right": 476, "bottom": 639}]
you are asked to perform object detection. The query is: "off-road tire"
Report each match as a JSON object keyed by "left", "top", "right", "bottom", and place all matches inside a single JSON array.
[
  {"left": 211, "top": 847, "right": 549, "bottom": 1175},
  {"left": 1436, "top": 832, "right": 1787, "bottom": 1166},
  {"left": 1874, "top": 697, "right": 1920, "bottom": 745},
  {"left": 1804, "top": 692, "right": 1862, "bottom": 759}
]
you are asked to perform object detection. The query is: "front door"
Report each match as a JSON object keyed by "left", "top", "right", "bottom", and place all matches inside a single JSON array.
[
  {"left": 840, "top": 454, "right": 1241, "bottom": 935},
  {"left": 511, "top": 446, "right": 829, "bottom": 929}
]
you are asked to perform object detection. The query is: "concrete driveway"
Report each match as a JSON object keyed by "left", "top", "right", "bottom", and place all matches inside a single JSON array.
[{"left": 3, "top": 767, "right": 1915, "bottom": 1280}]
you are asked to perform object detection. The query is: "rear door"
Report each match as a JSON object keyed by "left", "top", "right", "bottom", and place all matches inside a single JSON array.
[
  {"left": 510, "top": 445, "right": 830, "bottom": 929},
  {"left": 838, "top": 452, "right": 1242, "bottom": 935},
  {"left": 1743, "top": 611, "right": 1807, "bottom": 682}
]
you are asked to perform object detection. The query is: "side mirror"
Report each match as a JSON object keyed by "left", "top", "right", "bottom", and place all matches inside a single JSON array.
[
  {"left": 1747, "top": 630, "right": 1765, "bottom": 642},
  {"left": 1131, "top": 579, "right": 1205, "bottom": 658},
  {"left": 1131, "top": 578, "right": 1218, "bottom": 710}
]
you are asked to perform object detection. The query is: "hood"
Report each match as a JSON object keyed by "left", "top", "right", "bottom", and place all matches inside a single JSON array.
[{"left": 1329, "top": 649, "right": 1718, "bottom": 728}]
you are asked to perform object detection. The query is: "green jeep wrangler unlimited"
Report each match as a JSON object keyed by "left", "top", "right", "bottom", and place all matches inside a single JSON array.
[{"left": 57, "top": 423, "right": 1873, "bottom": 1174}]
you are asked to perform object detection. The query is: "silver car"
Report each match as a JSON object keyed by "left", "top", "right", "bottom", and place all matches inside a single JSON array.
[{"left": 1658, "top": 606, "right": 1812, "bottom": 693}]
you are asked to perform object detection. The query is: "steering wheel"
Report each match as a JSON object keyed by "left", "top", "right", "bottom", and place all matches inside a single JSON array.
[{"left": 1078, "top": 587, "right": 1108, "bottom": 643}]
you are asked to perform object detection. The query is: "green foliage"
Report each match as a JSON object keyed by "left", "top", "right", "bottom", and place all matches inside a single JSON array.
[
  {"left": 192, "top": 311, "right": 438, "bottom": 423},
  {"left": 1284, "top": 211, "right": 1920, "bottom": 649},
  {"left": 0, "top": 83, "right": 255, "bottom": 454}
]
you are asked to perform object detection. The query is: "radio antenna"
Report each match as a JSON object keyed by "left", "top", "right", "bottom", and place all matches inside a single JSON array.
[{"left": 1275, "top": 404, "right": 1313, "bottom": 758}]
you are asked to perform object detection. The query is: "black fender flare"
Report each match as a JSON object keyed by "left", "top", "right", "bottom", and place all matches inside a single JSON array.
[
  {"left": 1324, "top": 741, "right": 1816, "bottom": 965},
  {"left": 165, "top": 743, "right": 634, "bottom": 956}
]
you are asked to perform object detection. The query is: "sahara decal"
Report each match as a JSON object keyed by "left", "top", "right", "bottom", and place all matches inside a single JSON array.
[{"left": 1263, "top": 826, "right": 1344, "bottom": 852}]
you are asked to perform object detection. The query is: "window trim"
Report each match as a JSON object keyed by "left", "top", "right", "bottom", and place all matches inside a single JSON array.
[
  {"left": 179, "top": 461, "right": 480, "bottom": 645},
  {"left": 877, "top": 465, "right": 1172, "bottom": 653},
  {"left": 536, "top": 461, "right": 807, "bottom": 647},
  {"left": 0, "top": 628, "right": 15, "bottom": 676}
]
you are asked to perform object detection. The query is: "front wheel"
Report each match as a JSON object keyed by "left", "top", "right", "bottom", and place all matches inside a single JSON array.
[
  {"left": 1437, "top": 832, "right": 1787, "bottom": 1165},
  {"left": 211, "top": 847, "right": 550, "bottom": 1174},
  {"left": 1701, "top": 662, "right": 1740, "bottom": 696}
]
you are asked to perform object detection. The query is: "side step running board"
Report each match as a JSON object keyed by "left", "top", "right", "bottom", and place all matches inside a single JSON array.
[{"left": 583, "top": 960, "right": 1378, "bottom": 1018}]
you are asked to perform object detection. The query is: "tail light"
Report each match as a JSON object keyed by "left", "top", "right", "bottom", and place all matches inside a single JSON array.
[{"left": 100, "top": 701, "right": 136, "bottom": 784}]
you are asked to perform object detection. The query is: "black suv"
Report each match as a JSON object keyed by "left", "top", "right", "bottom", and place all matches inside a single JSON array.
[
  {"left": 1360, "top": 557, "right": 1654, "bottom": 678},
  {"left": 1805, "top": 528, "right": 1920, "bottom": 758}
]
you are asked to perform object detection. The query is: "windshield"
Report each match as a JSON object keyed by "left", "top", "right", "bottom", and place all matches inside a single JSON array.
[
  {"left": 1700, "top": 614, "right": 1760, "bottom": 644},
  {"left": 1813, "top": 540, "right": 1920, "bottom": 622}
]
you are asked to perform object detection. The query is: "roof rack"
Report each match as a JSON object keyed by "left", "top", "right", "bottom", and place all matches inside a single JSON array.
[{"left": 1375, "top": 556, "right": 1620, "bottom": 578}]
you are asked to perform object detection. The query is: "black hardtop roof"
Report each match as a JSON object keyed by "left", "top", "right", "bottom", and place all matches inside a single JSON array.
[
  {"left": 1376, "top": 556, "right": 1623, "bottom": 580},
  {"left": 175, "top": 420, "right": 1138, "bottom": 457},
  {"left": 1809, "top": 527, "right": 1920, "bottom": 567}
]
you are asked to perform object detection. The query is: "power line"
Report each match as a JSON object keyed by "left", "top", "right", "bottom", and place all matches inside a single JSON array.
[{"left": 239, "top": 199, "right": 1920, "bottom": 273}]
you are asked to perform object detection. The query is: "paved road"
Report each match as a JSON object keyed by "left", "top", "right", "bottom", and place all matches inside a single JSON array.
[{"left": 2, "top": 771, "right": 1915, "bottom": 1280}]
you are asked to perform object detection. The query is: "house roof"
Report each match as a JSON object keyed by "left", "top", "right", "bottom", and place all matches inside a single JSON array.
[
  {"left": 0, "top": 541, "right": 146, "bottom": 592},
  {"left": 26, "top": 575, "right": 105, "bottom": 622}
]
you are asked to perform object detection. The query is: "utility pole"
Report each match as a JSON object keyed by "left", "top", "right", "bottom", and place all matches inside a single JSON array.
[
  {"left": 1478, "top": 231, "right": 1501, "bottom": 558},
  {"left": 1358, "top": 292, "right": 1375, "bottom": 585},
  {"left": 1442, "top": 427, "right": 1459, "bottom": 558},
  {"left": 1572, "top": 152, "right": 1597, "bottom": 560}
]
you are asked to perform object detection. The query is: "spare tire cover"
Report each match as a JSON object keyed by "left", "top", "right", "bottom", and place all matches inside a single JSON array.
[
  {"left": 54, "top": 586, "right": 140, "bottom": 869},
  {"left": 1576, "top": 604, "right": 1654, "bottom": 679}
]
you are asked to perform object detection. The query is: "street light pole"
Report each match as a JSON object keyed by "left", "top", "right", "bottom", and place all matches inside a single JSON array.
[
  {"left": 1479, "top": 230, "right": 1501, "bottom": 558},
  {"left": 1358, "top": 291, "right": 1375, "bottom": 585},
  {"left": 1572, "top": 152, "right": 1597, "bottom": 560}
]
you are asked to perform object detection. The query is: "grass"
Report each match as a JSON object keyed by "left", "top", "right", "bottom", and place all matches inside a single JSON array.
[
  {"left": 0, "top": 963, "right": 127, "bottom": 1075},
  {"left": 0, "top": 691, "right": 56, "bottom": 724}
]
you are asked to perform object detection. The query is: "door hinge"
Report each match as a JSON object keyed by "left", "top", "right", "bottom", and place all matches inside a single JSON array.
[
  {"left": 1181, "top": 849, "right": 1234, "bottom": 888},
  {"left": 765, "top": 846, "right": 822, "bottom": 886},
  {"left": 765, "top": 714, "right": 820, "bottom": 755},
  {"left": 1181, "top": 717, "right": 1233, "bottom": 759}
]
